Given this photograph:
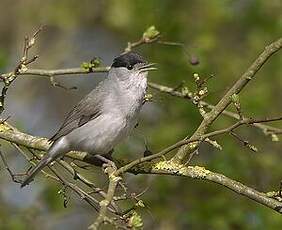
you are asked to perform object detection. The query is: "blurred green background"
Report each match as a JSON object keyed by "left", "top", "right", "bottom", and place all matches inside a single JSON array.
[{"left": 0, "top": 0, "right": 281, "bottom": 229}]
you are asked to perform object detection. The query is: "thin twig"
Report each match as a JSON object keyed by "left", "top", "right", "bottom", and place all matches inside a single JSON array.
[
  {"left": 0, "top": 27, "right": 42, "bottom": 114},
  {"left": 26, "top": 147, "right": 102, "bottom": 211},
  {"left": 89, "top": 166, "right": 121, "bottom": 229},
  {"left": 0, "top": 149, "right": 23, "bottom": 183}
]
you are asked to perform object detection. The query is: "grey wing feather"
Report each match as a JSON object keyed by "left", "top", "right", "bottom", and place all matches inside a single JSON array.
[{"left": 50, "top": 86, "right": 104, "bottom": 142}]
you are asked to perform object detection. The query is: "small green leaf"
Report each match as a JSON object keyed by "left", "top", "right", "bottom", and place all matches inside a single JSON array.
[
  {"left": 81, "top": 57, "right": 102, "bottom": 71},
  {"left": 90, "top": 57, "right": 102, "bottom": 67},
  {"left": 81, "top": 62, "right": 91, "bottom": 70},
  {"left": 144, "top": 93, "right": 153, "bottom": 102},
  {"left": 271, "top": 133, "right": 279, "bottom": 142},
  {"left": 181, "top": 86, "right": 190, "bottom": 96},
  {"left": 143, "top": 26, "right": 160, "bottom": 41},
  {"left": 136, "top": 200, "right": 145, "bottom": 208},
  {"left": 231, "top": 94, "right": 239, "bottom": 104},
  {"left": 248, "top": 144, "right": 258, "bottom": 152},
  {"left": 127, "top": 211, "right": 143, "bottom": 229}
]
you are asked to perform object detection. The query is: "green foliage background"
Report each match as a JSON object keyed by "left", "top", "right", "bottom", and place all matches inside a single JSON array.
[{"left": 0, "top": 0, "right": 281, "bottom": 229}]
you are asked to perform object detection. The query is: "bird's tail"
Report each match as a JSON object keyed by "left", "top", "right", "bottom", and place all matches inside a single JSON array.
[{"left": 21, "top": 155, "right": 53, "bottom": 188}]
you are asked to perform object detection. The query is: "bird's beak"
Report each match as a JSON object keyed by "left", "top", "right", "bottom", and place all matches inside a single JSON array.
[{"left": 138, "top": 63, "right": 157, "bottom": 73}]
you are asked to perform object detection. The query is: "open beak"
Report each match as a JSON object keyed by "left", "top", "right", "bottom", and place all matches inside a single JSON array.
[{"left": 138, "top": 63, "right": 157, "bottom": 73}]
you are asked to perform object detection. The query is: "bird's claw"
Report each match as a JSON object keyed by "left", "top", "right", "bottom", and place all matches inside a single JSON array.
[
  {"left": 95, "top": 154, "right": 117, "bottom": 172},
  {"left": 102, "top": 162, "right": 117, "bottom": 173}
]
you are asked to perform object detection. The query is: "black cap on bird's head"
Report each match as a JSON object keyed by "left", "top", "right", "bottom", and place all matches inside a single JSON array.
[
  {"left": 111, "top": 52, "right": 146, "bottom": 70},
  {"left": 111, "top": 52, "right": 157, "bottom": 72}
]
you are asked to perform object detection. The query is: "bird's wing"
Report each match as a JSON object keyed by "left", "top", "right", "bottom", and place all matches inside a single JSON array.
[{"left": 50, "top": 87, "right": 104, "bottom": 142}]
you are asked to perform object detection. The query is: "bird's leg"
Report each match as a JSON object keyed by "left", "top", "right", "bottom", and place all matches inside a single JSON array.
[
  {"left": 143, "top": 140, "right": 153, "bottom": 157},
  {"left": 143, "top": 147, "right": 153, "bottom": 157},
  {"left": 95, "top": 151, "right": 117, "bottom": 171},
  {"left": 85, "top": 149, "right": 113, "bottom": 167}
]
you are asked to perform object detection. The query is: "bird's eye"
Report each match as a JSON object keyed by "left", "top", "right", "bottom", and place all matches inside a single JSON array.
[{"left": 127, "top": 65, "right": 133, "bottom": 70}]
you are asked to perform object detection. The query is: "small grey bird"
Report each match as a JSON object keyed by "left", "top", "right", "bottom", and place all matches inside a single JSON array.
[{"left": 21, "top": 52, "right": 156, "bottom": 187}]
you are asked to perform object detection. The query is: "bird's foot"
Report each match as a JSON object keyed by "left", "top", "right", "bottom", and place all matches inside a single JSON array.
[{"left": 95, "top": 155, "right": 117, "bottom": 172}]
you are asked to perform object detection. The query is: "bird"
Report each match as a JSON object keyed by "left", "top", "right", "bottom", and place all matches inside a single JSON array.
[{"left": 21, "top": 51, "right": 156, "bottom": 187}]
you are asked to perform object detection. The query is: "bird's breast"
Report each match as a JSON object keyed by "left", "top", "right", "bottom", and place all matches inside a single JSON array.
[{"left": 119, "top": 77, "right": 147, "bottom": 117}]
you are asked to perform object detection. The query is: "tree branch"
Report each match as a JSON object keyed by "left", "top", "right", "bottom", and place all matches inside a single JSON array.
[
  {"left": 1, "top": 67, "right": 110, "bottom": 78},
  {"left": 129, "top": 162, "right": 282, "bottom": 214}
]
